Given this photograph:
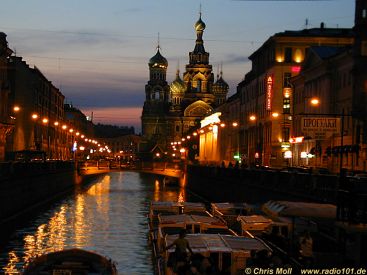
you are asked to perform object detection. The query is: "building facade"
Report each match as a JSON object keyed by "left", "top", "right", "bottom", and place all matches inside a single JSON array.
[
  {"left": 291, "top": 0, "right": 367, "bottom": 173},
  {"left": 6, "top": 57, "right": 67, "bottom": 159},
  {"left": 141, "top": 14, "right": 229, "bottom": 156},
  {"left": 0, "top": 33, "right": 13, "bottom": 161},
  {"left": 103, "top": 134, "right": 141, "bottom": 163},
  {"left": 237, "top": 25, "right": 354, "bottom": 167}
]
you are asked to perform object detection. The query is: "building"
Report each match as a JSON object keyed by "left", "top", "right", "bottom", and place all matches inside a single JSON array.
[
  {"left": 141, "top": 13, "right": 229, "bottom": 158},
  {"left": 291, "top": 0, "right": 367, "bottom": 173},
  {"left": 6, "top": 57, "right": 67, "bottom": 159},
  {"left": 0, "top": 33, "right": 13, "bottom": 161},
  {"left": 237, "top": 24, "right": 354, "bottom": 167},
  {"left": 103, "top": 134, "right": 141, "bottom": 163}
]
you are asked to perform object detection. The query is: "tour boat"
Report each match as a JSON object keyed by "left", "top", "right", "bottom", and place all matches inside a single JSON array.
[
  {"left": 211, "top": 202, "right": 251, "bottom": 227},
  {"left": 148, "top": 201, "right": 209, "bottom": 232},
  {"left": 159, "top": 233, "right": 272, "bottom": 275},
  {"left": 22, "top": 248, "right": 117, "bottom": 275},
  {"left": 237, "top": 214, "right": 274, "bottom": 237},
  {"left": 155, "top": 214, "right": 236, "bottom": 254}
]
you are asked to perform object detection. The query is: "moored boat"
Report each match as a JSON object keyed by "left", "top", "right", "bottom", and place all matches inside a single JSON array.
[
  {"left": 148, "top": 201, "right": 209, "bottom": 233},
  {"left": 155, "top": 214, "right": 237, "bottom": 254},
  {"left": 160, "top": 233, "right": 272, "bottom": 275},
  {"left": 22, "top": 248, "right": 117, "bottom": 275},
  {"left": 211, "top": 202, "right": 252, "bottom": 228}
]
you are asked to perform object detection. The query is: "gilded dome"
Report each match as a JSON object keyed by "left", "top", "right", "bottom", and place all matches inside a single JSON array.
[
  {"left": 171, "top": 70, "right": 186, "bottom": 94},
  {"left": 149, "top": 48, "right": 168, "bottom": 68},
  {"left": 194, "top": 16, "right": 206, "bottom": 32}
]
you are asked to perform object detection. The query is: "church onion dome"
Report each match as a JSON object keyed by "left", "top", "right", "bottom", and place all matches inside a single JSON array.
[
  {"left": 216, "top": 75, "right": 229, "bottom": 88},
  {"left": 149, "top": 48, "right": 168, "bottom": 68},
  {"left": 194, "top": 16, "right": 206, "bottom": 32},
  {"left": 170, "top": 70, "right": 186, "bottom": 94}
]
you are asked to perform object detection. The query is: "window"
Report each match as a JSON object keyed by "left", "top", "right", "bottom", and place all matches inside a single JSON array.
[
  {"left": 285, "top": 47, "right": 292, "bottom": 63},
  {"left": 283, "top": 72, "right": 292, "bottom": 88},
  {"left": 283, "top": 98, "right": 291, "bottom": 114},
  {"left": 283, "top": 127, "right": 290, "bottom": 142}
]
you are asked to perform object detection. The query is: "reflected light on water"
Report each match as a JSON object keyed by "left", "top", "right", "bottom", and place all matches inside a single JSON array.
[
  {"left": 2, "top": 251, "right": 20, "bottom": 274},
  {"left": 74, "top": 194, "right": 88, "bottom": 247},
  {"left": 1, "top": 171, "right": 195, "bottom": 274},
  {"left": 20, "top": 205, "right": 68, "bottom": 271},
  {"left": 154, "top": 179, "right": 160, "bottom": 201}
]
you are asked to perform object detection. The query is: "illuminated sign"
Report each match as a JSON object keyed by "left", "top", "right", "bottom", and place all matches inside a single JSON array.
[
  {"left": 301, "top": 151, "right": 314, "bottom": 159},
  {"left": 281, "top": 142, "right": 291, "bottom": 148},
  {"left": 284, "top": 150, "right": 292, "bottom": 159},
  {"left": 289, "top": 136, "right": 304, "bottom": 143},
  {"left": 291, "top": 66, "right": 301, "bottom": 73},
  {"left": 266, "top": 75, "right": 273, "bottom": 110},
  {"left": 233, "top": 154, "right": 240, "bottom": 160},
  {"left": 301, "top": 117, "right": 340, "bottom": 140},
  {"left": 72, "top": 141, "right": 77, "bottom": 152}
]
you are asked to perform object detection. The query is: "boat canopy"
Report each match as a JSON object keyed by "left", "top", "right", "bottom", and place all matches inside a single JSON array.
[
  {"left": 165, "top": 233, "right": 270, "bottom": 254},
  {"left": 262, "top": 200, "right": 337, "bottom": 219},
  {"left": 211, "top": 202, "right": 250, "bottom": 215},
  {"left": 159, "top": 214, "right": 226, "bottom": 227},
  {"left": 150, "top": 201, "right": 206, "bottom": 212}
]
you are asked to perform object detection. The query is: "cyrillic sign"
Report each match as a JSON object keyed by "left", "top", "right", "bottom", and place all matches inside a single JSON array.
[
  {"left": 266, "top": 75, "right": 273, "bottom": 110},
  {"left": 301, "top": 117, "right": 340, "bottom": 140}
]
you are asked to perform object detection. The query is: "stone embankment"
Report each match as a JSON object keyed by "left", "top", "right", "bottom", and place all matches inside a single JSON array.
[
  {"left": 186, "top": 165, "right": 339, "bottom": 204},
  {"left": 0, "top": 161, "right": 108, "bottom": 241}
]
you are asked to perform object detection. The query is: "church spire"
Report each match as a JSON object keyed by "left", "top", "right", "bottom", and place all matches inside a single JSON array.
[
  {"left": 157, "top": 32, "right": 160, "bottom": 51},
  {"left": 190, "top": 7, "right": 209, "bottom": 65}
]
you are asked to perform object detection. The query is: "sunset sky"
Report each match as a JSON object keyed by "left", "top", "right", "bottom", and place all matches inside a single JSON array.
[{"left": 0, "top": 0, "right": 354, "bottom": 133}]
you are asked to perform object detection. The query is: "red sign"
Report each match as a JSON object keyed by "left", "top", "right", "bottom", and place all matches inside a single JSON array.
[
  {"left": 266, "top": 75, "right": 273, "bottom": 110},
  {"left": 289, "top": 136, "right": 304, "bottom": 143},
  {"left": 291, "top": 66, "right": 301, "bottom": 73}
]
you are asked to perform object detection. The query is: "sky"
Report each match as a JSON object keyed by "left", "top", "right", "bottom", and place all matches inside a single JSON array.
[{"left": 0, "top": 0, "right": 354, "bottom": 134}]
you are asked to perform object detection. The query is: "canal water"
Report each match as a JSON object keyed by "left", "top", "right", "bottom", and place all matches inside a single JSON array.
[{"left": 0, "top": 171, "right": 196, "bottom": 274}]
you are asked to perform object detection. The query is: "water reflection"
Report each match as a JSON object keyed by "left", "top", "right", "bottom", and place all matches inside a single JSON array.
[{"left": 0, "top": 171, "right": 190, "bottom": 274}]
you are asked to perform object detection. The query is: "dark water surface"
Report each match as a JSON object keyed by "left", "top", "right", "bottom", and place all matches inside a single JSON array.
[{"left": 0, "top": 171, "right": 192, "bottom": 274}]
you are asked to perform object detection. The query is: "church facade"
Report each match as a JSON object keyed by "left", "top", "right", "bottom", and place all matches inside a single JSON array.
[{"left": 141, "top": 14, "right": 229, "bottom": 153}]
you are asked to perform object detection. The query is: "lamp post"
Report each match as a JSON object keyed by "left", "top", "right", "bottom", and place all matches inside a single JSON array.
[
  {"left": 31, "top": 113, "right": 39, "bottom": 150},
  {"left": 232, "top": 121, "right": 239, "bottom": 163},
  {"left": 248, "top": 115, "right": 258, "bottom": 166}
]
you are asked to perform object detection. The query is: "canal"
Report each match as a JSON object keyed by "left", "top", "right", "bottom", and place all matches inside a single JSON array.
[{"left": 0, "top": 171, "right": 197, "bottom": 274}]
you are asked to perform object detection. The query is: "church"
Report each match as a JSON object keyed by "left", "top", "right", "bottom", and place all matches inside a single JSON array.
[{"left": 141, "top": 13, "right": 229, "bottom": 156}]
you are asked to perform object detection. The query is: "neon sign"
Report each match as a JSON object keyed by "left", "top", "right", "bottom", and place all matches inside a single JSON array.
[
  {"left": 266, "top": 75, "right": 273, "bottom": 110},
  {"left": 291, "top": 66, "right": 301, "bottom": 73}
]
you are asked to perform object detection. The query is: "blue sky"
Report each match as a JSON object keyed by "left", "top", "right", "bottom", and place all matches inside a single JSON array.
[{"left": 0, "top": 0, "right": 354, "bottom": 133}]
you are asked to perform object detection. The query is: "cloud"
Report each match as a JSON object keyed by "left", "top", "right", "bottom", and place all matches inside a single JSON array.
[
  {"left": 223, "top": 54, "right": 250, "bottom": 65},
  {"left": 63, "top": 86, "right": 145, "bottom": 108},
  {"left": 7, "top": 28, "right": 129, "bottom": 56}
]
